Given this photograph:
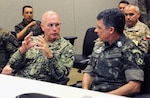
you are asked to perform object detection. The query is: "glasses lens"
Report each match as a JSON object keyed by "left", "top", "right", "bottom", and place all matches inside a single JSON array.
[{"left": 47, "top": 23, "right": 60, "bottom": 27}]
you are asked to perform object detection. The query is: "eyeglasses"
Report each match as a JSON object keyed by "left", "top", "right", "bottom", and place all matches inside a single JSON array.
[{"left": 47, "top": 23, "right": 61, "bottom": 27}]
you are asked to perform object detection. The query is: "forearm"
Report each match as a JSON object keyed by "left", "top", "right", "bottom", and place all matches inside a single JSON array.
[
  {"left": 108, "top": 81, "right": 141, "bottom": 96},
  {"left": 16, "top": 26, "right": 29, "bottom": 40},
  {"left": 48, "top": 54, "right": 74, "bottom": 80},
  {"left": 9, "top": 50, "right": 25, "bottom": 69},
  {"left": 19, "top": 46, "right": 27, "bottom": 54},
  {"left": 82, "top": 73, "right": 93, "bottom": 89},
  {"left": 52, "top": 44, "right": 74, "bottom": 77}
]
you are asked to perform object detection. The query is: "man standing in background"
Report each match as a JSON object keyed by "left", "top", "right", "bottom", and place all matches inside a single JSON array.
[{"left": 15, "top": 5, "right": 43, "bottom": 45}]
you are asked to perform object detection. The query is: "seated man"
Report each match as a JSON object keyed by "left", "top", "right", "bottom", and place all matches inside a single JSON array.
[
  {"left": 2, "top": 11, "right": 74, "bottom": 85},
  {"left": 15, "top": 5, "right": 44, "bottom": 46},
  {"left": 0, "top": 27, "right": 19, "bottom": 73},
  {"left": 124, "top": 4, "right": 150, "bottom": 54},
  {"left": 82, "top": 8, "right": 145, "bottom": 96}
]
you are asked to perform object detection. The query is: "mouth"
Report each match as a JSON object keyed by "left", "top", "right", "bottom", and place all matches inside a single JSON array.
[
  {"left": 52, "top": 33, "right": 59, "bottom": 36},
  {"left": 126, "top": 20, "right": 132, "bottom": 24},
  {"left": 27, "top": 18, "right": 32, "bottom": 21}
]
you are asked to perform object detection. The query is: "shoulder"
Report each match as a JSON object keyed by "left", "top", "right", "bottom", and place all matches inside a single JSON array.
[
  {"left": 121, "top": 35, "right": 139, "bottom": 51},
  {"left": 122, "top": 38, "right": 143, "bottom": 56},
  {"left": 15, "top": 21, "right": 24, "bottom": 28},
  {"left": 0, "top": 28, "right": 19, "bottom": 46},
  {"left": 35, "top": 20, "right": 41, "bottom": 24},
  {"left": 0, "top": 28, "right": 11, "bottom": 37},
  {"left": 60, "top": 37, "right": 73, "bottom": 46},
  {"left": 137, "top": 21, "right": 149, "bottom": 28},
  {"left": 53, "top": 37, "right": 74, "bottom": 50}
]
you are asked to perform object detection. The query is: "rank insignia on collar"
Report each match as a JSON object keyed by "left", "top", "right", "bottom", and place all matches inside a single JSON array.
[{"left": 117, "top": 41, "right": 122, "bottom": 47}]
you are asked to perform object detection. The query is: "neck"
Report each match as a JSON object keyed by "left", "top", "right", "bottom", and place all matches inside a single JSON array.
[{"left": 108, "top": 33, "right": 121, "bottom": 45}]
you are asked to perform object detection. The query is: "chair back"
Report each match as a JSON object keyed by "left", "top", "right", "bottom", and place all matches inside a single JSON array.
[
  {"left": 140, "top": 54, "right": 150, "bottom": 94},
  {"left": 82, "top": 27, "right": 98, "bottom": 57}
]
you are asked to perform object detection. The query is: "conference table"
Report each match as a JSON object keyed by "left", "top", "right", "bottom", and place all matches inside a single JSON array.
[{"left": 0, "top": 74, "right": 128, "bottom": 98}]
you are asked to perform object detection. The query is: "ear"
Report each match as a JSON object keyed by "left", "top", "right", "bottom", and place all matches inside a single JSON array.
[
  {"left": 137, "top": 12, "right": 140, "bottom": 19},
  {"left": 109, "top": 26, "right": 115, "bottom": 34},
  {"left": 40, "top": 24, "right": 44, "bottom": 31}
]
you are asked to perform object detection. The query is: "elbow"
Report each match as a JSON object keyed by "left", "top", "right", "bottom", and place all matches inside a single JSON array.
[
  {"left": 132, "top": 86, "right": 141, "bottom": 94},
  {"left": 129, "top": 81, "right": 141, "bottom": 95},
  {"left": 135, "top": 85, "right": 141, "bottom": 94}
]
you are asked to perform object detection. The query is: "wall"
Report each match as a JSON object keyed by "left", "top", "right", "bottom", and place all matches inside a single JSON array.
[{"left": 0, "top": 0, "right": 137, "bottom": 54}]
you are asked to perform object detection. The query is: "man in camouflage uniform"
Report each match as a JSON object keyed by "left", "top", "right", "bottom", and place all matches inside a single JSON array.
[
  {"left": 138, "top": 0, "right": 150, "bottom": 28},
  {"left": 15, "top": 5, "right": 44, "bottom": 46},
  {"left": 2, "top": 11, "right": 74, "bottom": 85},
  {"left": 82, "top": 8, "right": 145, "bottom": 96},
  {"left": 0, "top": 28, "right": 19, "bottom": 72},
  {"left": 124, "top": 4, "right": 150, "bottom": 54}
]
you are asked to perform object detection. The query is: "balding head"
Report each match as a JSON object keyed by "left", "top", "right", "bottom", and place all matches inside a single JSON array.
[
  {"left": 124, "top": 4, "right": 140, "bottom": 27},
  {"left": 40, "top": 11, "right": 61, "bottom": 42},
  {"left": 124, "top": 4, "right": 140, "bottom": 13},
  {"left": 41, "top": 11, "right": 60, "bottom": 25}
]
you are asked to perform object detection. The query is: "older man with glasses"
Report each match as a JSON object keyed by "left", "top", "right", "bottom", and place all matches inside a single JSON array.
[{"left": 2, "top": 11, "right": 74, "bottom": 85}]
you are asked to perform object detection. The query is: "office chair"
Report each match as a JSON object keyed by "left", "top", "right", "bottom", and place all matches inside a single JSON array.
[
  {"left": 73, "top": 27, "right": 98, "bottom": 72},
  {"left": 63, "top": 36, "right": 77, "bottom": 45},
  {"left": 69, "top": 27, "right": 98, "bottom": 87}
]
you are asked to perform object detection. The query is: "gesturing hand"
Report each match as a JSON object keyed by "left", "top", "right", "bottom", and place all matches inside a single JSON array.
[
  {"left": 19, "top": 32, "right": 37, "bottom": 54},
  {"left": 34, "top": 36, "right": 53, "bottom": 58},
  {"left": 27, "top": 21, "right": 36, "bottom": 28}
]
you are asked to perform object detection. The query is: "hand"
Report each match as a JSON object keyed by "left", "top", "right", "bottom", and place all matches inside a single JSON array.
[
  {"left": 34, "top": 36, "right": 53, "bottom": 58},
  {"left": 1, "top": 65, "right": 13, "bottom": 75},
  {"left": 20, "top": 32, "right": 37, "bottom": 54},
  {"left": 27, "top": 21, "right": 36, "bottom": 28}
]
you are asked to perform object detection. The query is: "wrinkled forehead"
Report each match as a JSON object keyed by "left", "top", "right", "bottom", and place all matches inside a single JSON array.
[{"left": 124, "top": 7, "right": 138, "bottom": 14}]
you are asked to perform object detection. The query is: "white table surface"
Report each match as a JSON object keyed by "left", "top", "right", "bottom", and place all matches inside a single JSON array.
[{"left": 0, "top": 74, "right": 128, "bottom": 98}]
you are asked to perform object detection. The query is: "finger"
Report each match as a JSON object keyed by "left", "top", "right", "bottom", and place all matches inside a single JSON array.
[
  {"left": 36, "top": 36, "right": 45, "bottom": 44},
  {"left": 24, "top": 33, "right": 32, "bottom": 44},
  {"left": 24, "top": 32, "right": 32, "bottom": 41}
]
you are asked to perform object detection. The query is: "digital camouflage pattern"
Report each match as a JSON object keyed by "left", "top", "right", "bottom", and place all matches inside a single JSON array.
[
  {"left": 15, "top": 19, "right": 44, "bottom": 45},
  {"left": 124, "top": 21, "right": 150, "bottom": 54},
  {"left": 9, "top": 36, "right": 74, "bottom": 83},
  {"left": 0, "top": 28, "right": 19, "bottom": 72},
  {"left": 84, "top": 35, "right": 144, "bottom": 92}
]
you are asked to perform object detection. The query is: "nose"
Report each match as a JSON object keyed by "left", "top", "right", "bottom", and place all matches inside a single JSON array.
[
  {"left": 94, "top": 28, "right": 98, "bottom": 33},
  {"left": 27, "top": 12, "right": 32, "bottom": 16},
  {"left": 125, "top": 14, "right": 130, "bottom": 19}
]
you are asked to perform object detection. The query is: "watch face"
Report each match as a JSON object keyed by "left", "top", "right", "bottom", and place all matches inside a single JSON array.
[{"left": 16, "top": 93, "right": 58, "bottom": 98}]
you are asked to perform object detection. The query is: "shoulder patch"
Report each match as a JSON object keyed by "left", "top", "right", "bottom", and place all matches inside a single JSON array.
[{"left": 131, "top": 49, "right": 144, "bottom": 65}]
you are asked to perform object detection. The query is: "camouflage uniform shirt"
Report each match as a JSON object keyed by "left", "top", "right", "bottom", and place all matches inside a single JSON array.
[
  {"left": 124, "top": 20, "right": 150, "bottom": 53},
  {"left": 0, "top": 28, "right": 19, "bottom": 72},
  {"left": 15, "top": 19, "right": 44, "bottom": 45},
  {"left": 9, "top": 35, "right": 74, "bottom": 83},
  {"left": 84, "top": 35, "right": 144, "bottom": 92}
]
